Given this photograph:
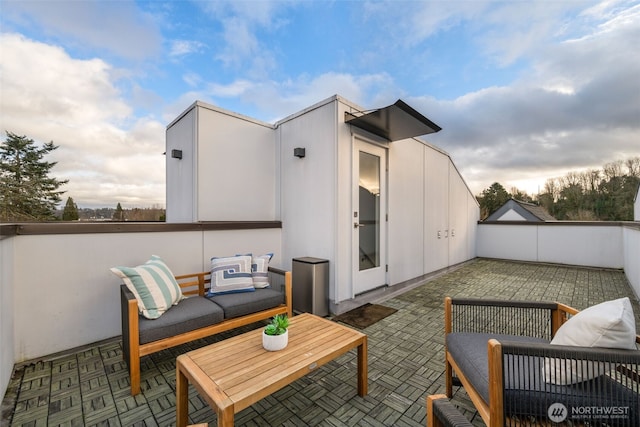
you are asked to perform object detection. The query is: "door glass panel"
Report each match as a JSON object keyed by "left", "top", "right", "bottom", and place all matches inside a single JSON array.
[{"left": 359, "top": 151, "right": 380, "bottom": 271}]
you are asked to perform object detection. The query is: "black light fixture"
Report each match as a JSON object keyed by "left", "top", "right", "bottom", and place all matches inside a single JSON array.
[
  {"left": 294, "top": 147, "right": 305, "bottom": 158},
  {"left": 171, "top": 149, "right": 183, "bottom": 159}
]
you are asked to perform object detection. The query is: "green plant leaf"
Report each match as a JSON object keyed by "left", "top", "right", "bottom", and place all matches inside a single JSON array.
[{"left": 264, "top": 314, "right": 289, "bottom": 335}]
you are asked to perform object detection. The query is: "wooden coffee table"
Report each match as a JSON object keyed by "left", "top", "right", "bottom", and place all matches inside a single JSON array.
[{"left": 176, "top": 312, "right": 368, "bottom": 427}]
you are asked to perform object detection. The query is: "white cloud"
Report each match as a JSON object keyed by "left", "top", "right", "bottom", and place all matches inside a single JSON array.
[
  {"left": 410, "top": 1, "right": 640, "bottom": 195},
  {"left": 198, "top": 0, "right": 293, "bottom": 78},
  {"left": 0, "top": 33, "right": 165, "bottom": 208},
  {"left": 2, "top": 0, "right": 162, "bottom": 60},
  {"left": 203, "top": 71, "right": 398, "bottom": 122},
  {"left": 209, "top": 80, "right": 256, "bottom": 98},
  {"left": 169, "top": 40, "right": 205, "bottom": 58},
  {"left": 3, "top": 0, "right": 637, "bottom": 207},
  {"left": 361, "top": 1, "right": 487, "bottom": 47}
]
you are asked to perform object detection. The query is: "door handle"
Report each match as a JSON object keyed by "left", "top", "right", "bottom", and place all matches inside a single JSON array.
[{"left": 354, "top": 222, "right": 365, "bottom": 229}]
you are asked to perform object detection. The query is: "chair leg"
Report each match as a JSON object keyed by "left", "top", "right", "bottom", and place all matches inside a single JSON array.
[
  {"left": 130, "top": 355, "right": 141, "bottom": 395},
  {"left": 445, "top": 358, "right": 453, "bottom": 397},
  {"left": 427, "top": 394, "right": 447, "bottom": 427}
]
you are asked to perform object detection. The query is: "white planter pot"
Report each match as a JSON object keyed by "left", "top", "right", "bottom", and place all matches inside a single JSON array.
[{"left": 262, "top": 329, "right": 288, "bottom": 351}]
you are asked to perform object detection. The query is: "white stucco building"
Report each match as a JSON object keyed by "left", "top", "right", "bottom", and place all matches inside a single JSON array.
[{"left": 166, "top": 95, "right": 479, "bottom": 313}]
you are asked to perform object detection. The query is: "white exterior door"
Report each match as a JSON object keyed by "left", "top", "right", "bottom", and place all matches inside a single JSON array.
[{"left": 352, "top": 138, "right": 387, "bottom": 295}]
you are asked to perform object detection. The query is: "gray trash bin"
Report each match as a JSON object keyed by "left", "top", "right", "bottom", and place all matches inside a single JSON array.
[{"left": 292, "top": 257, "right": 329, "bottom": 317}]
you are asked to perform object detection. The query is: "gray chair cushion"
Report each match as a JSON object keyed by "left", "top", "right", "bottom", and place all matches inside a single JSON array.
[
  {"left": 207, "top": 288, "right": 284, "bottom": 319},
  {"left": 446, "top": 332, "right": 548, "bottom": 404},
  {"left": 447, "top": 333, "right": 640, "bottom": 425},
  {"left": 139, "top": 296, "right": 224, "bottom": 344}
]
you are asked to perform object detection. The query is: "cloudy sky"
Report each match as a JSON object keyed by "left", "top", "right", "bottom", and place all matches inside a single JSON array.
[{"left": 1, "top": 0, "right": 639, "bottom": 208}]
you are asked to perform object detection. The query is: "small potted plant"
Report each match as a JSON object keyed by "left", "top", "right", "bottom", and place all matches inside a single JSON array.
[{"left": 262, "top": 314, "right": 289, "bottom": 351}]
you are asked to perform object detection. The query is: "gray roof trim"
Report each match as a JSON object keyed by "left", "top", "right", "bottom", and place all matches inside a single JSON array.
[
  {"left": 345, "top": 99, "right": 441, "bottom": 141},
  {"left": 0, "top": 221, "right": 281, "bottom": 237}
]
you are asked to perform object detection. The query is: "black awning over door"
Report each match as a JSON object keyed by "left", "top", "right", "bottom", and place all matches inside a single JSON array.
[{"left": 345, "top": 99, "right": 441, "bottom": 141}]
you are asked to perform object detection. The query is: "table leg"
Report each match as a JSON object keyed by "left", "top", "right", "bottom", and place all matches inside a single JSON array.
[
  {"left": 357, "top": 336, "right": 368, "bottom": 396},
  {"left": 176, "top": 361, "right": 189, "bottom": 427},
  {"left": 218, "top": 405, "right": 235, "bottom": 427}
]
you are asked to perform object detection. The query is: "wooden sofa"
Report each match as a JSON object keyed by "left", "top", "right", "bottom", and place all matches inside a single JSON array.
[
  {"left": 437, "top": 297, "right": 640, "bottom": 427},
  {"left": 120, "top": 266, "right": 292, "bottom": 395}
]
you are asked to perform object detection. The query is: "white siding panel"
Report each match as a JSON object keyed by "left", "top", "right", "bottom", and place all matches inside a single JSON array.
[
  {"left": 335, "top": 102, "right": 353, "bottom": 302},
  {"left": 279, "top": 101, "right": 338, "bottom": 285},
  {"left": 467, "top": 197, "right": 479, "bottom": 260},
  {"left": 166, "top": 108, "right": 196, "bottom": 222},
  {"left": 389, "top": 139, "right": 424, "bottom": 284},
  {"left": 449, "top": 162, "right": 468, "bottom": 265},
  {"left": 424, "top": 148, "right": 449, "bottom": 272},
  {"left": 197, "top": 107, "right": 276, "bottom": 221}
]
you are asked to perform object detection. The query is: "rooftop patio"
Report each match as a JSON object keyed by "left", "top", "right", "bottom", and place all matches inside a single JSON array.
[{"left": 3, "top": 258, "right": 639, "bottom": 427}]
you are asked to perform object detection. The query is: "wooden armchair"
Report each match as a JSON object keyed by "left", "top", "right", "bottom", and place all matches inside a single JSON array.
[
  {"left": 439, "top": 297, "right": 640, "bottom": 426},
  {"left": 427, "top": 395, "right": 473, "bottom": 427}
]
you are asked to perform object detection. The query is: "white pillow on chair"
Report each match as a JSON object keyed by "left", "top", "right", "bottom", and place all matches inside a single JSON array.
[{"left": 544, "top": 297, "right": 637, "bottom": 385}]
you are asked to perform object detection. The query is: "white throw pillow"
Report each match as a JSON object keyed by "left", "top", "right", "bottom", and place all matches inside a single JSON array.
[{"left": 544, "top": 297, "right": 637, "bottom": 385}]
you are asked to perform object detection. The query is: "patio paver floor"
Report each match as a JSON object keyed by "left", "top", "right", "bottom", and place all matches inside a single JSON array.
[{"left": 3, "top": 258, "right": 639, "bottom": 426}]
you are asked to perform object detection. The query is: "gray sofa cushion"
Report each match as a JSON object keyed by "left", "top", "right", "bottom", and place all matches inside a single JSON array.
[
  {"left": 446, "top": 332, "right": 548, "bottom": 403},
  {"left": 207, "top": 288, "right": 284, "bottom": 319},
  {"left": 139, "top": 296, "right": 224, "bottom": 344}
]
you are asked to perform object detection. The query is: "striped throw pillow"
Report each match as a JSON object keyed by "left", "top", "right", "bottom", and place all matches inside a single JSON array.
[
  {"left": 252, "top": 253, "right": 273, "bottom": 288},
  {"left": 111, "top": 255, "right": 183, "bottom": 319},
  {"left": 208, "top": 255, "right": 255, "bottom": 295}
]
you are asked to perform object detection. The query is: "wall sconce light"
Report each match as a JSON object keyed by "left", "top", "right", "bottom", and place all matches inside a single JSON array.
[
  {"left": 294, "top": 147, "right": 306, "bottom": 158},
  {"left": 171, "top": 149, "right": 183, "bottom": 159}
]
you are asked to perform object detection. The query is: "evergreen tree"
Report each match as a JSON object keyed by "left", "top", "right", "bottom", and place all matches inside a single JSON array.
[
  {"left": 62, "top": 196, "right": 79, "bottom": 220},
  {"left": 477, "top": 182, "right": 510, "bottom": 219},
  {"left": 113, "top": 202, "right": 125, "bottom": 221},
  {"left": 0, "top": 131, "right": 68, "bottom": 221}
]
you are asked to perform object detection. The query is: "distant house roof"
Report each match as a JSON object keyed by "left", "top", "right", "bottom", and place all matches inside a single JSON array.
[{"left": 485, "top": 199, "right": 556, "bottom": 222}]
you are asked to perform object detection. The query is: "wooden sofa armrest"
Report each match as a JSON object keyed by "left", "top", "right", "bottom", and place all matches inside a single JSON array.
[
  {"left": 427, "top": 395, "right": 474, "bottom": 427},
  {"left": 269, "top": 267, "right": 293, "bottom": 317}
]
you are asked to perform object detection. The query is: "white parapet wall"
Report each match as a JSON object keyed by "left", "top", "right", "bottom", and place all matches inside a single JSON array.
[
  {"left": 478, "top": 223, "right": 624, "bottom": 268},
  {"left": 1, "top": 236, "right": 15, "bottom": 403},
  {"left": 3, "top": 220, "right": 638, "bottom": 400},
  {"left": 478, "top": 221, "right": 640, "bottom": 298},
  {"left": 623, "top": 224, "right": 640, "bottom": 298},
  {"left": 0, "top": 223, "right": 282, "bottom": 401}
]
